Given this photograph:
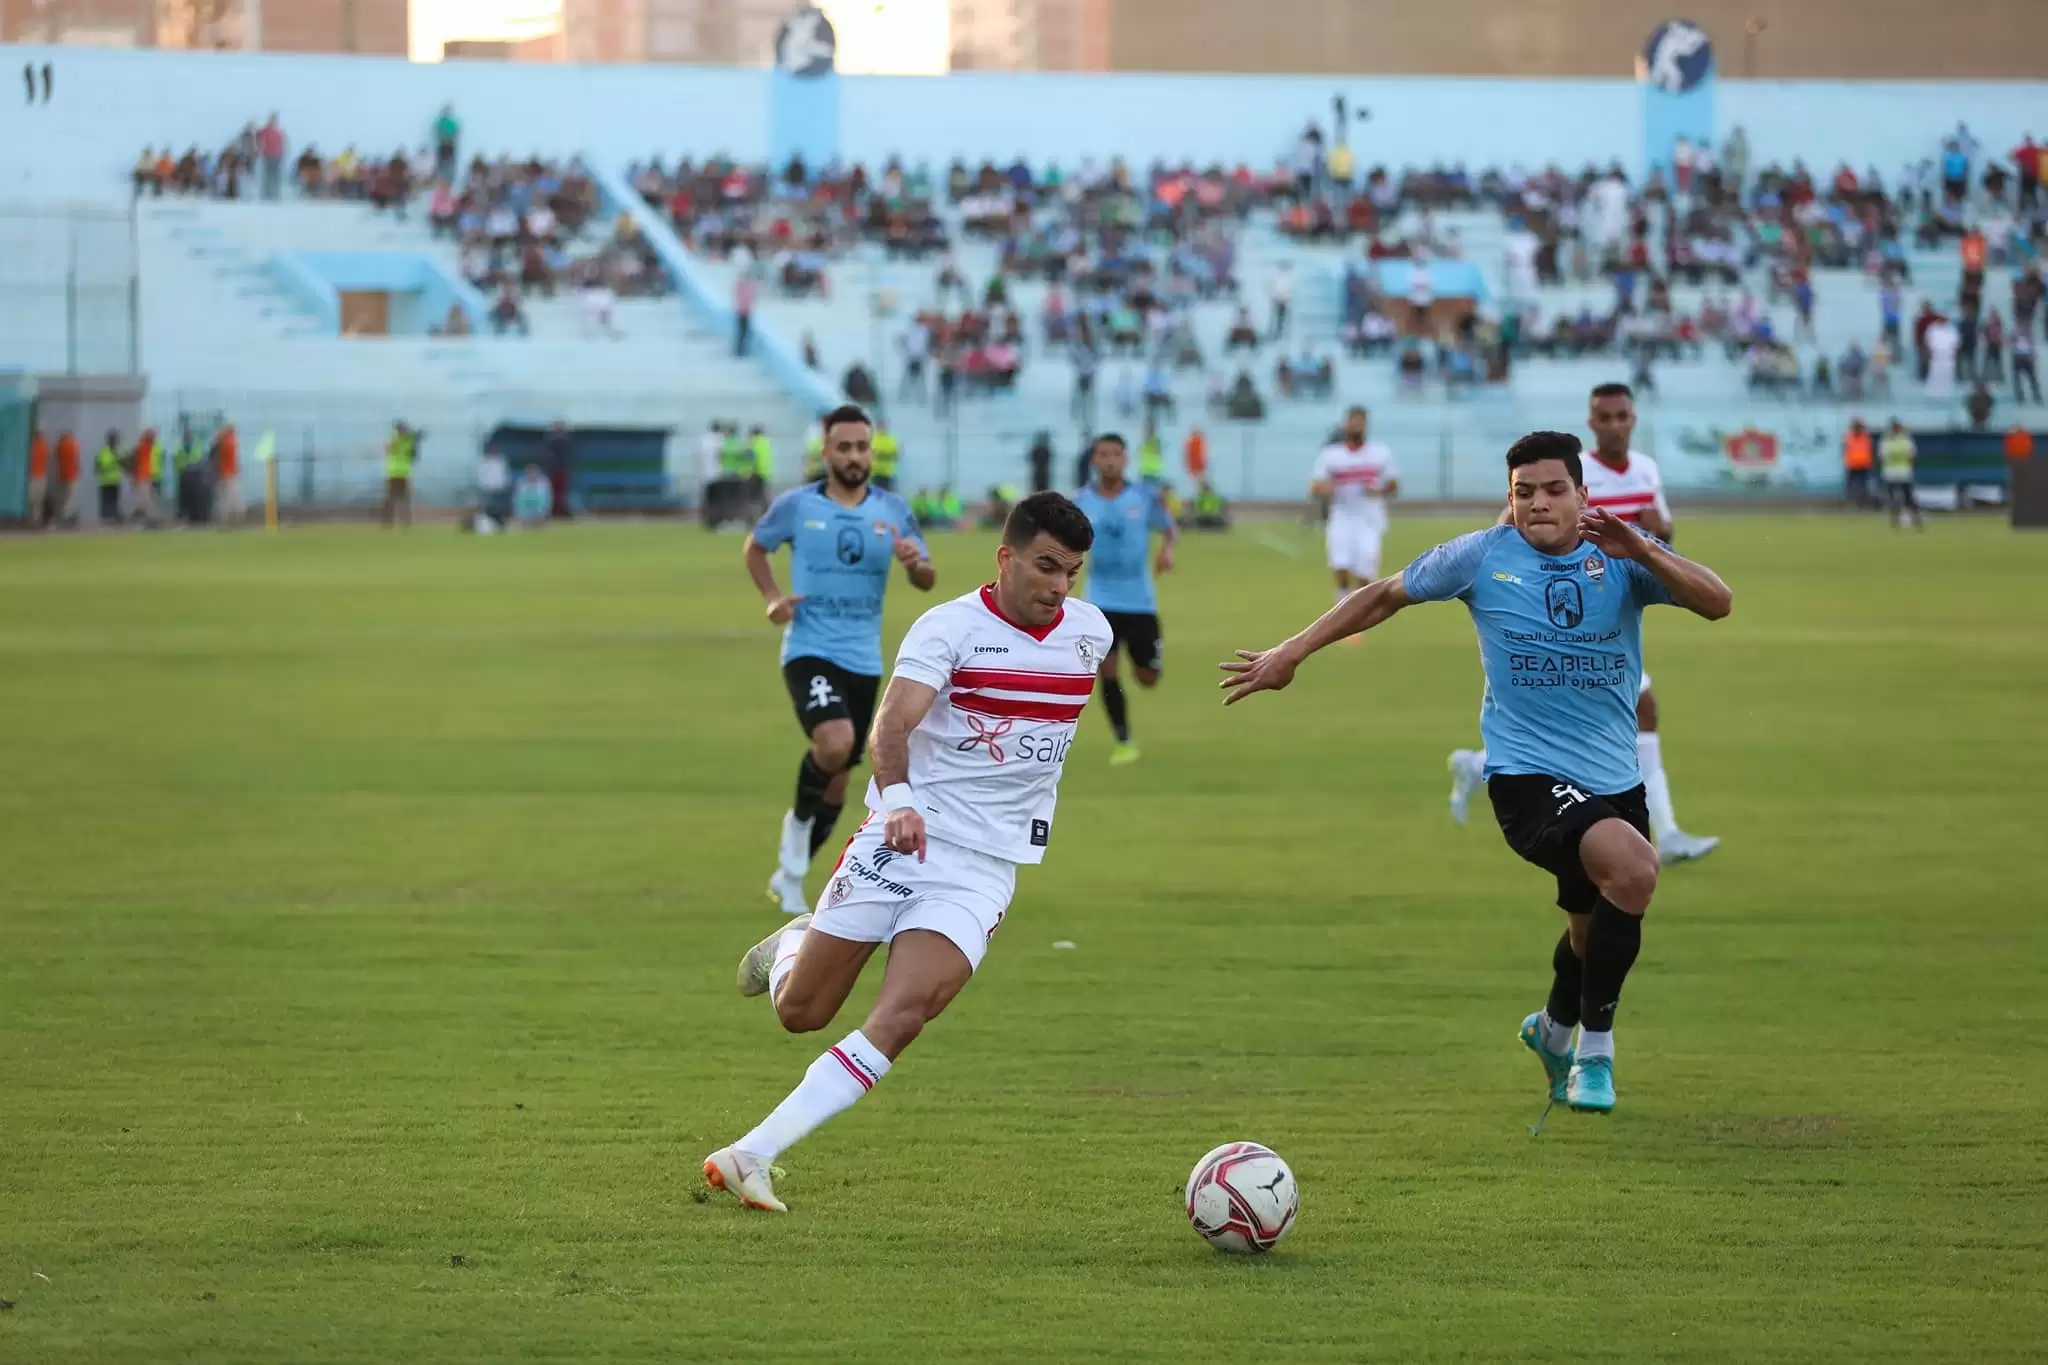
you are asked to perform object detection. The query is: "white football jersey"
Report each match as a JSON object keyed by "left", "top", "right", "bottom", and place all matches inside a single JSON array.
[
  {"left": 1312, "top": 440, "right": 1400, "bottom": 530},
  {"left": 866, "top": 586, "right": 1113, "bottom": 865},
  {"left": 1582, "top": 449, "right": 1672, "bottom": 526}
]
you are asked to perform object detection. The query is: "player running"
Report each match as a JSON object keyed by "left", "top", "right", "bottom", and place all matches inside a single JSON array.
[
  {"left": 1311, "top": 406, "right": 1399, "bottom": 630},
  {"left": 744, "top": 403, "right": 936, "bottom": 915},
  {"left": 1221, "top": 431, "right": 1732, "bottom": 1117},
  {"left": 1447, "top": 383, "right": 1719, "bottom": 864},
  {"left": 706, "top": 493, "right": 1112, "bottom": 1211},
  {"left": 1072, "top": 432, "right": 1177, "bottom": 765}
]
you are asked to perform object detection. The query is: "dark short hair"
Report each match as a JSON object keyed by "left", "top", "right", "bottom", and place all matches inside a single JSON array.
[
  {"left": 1091, "top": 432, "right": 1127, "bottom": 452},
  {"left": 821, "top": 403, "right": 872, "bottom": 434},
  {"left": 1003, "top": 491, "right": 1094, "bottom": 553},
  {"left": 1506, "top": 431, "right": 1585, "bottom": 487},
  {"left": 1589, "top": 382, "right": 1634, "bottom": 403}
]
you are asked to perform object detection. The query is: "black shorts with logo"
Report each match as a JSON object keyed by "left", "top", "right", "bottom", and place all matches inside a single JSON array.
[
  {"left": 1101, "top": 610, "right": 1164, "bottom": 674},
  {"left": 1488, "top": 773, "right": 1653, "bottom": 915},
  {"left": 782, "top": 657, "right": 882, "bottom": 763}
]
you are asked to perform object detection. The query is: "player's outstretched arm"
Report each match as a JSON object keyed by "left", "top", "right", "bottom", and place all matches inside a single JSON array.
[
  {"left": 870, "top": 676, "right": 941, "bottom": 860},
  {"left": 1579, "top": 508, "right": 1731, "bottom": 620},
  {"left": 1218, "top": 574, "right": 1416, "bottom": 705},
  {"left": 742, "top": 534, "right": 802, "bottom": 624},
  {"left": 891, "top": 529, "right": 936, "bottom": 591}
]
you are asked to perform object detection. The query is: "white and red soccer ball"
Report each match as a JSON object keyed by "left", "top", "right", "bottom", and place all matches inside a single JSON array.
[{"left": 1184, "top": 1141, "right": 1299, "bottom": 1253}]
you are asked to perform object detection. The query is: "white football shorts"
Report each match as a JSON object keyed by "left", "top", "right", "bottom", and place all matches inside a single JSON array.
[
  {"left": 812, "top": 818, "right": 1016, "bottom": 972},
  {"left": 1325, "top": 517, "right": 1385, "bottom": 576}
]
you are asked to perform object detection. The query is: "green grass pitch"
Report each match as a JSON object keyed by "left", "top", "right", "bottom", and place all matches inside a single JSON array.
[{"left": 3, "top": 514, "right": 2045, "bottom": 1363}]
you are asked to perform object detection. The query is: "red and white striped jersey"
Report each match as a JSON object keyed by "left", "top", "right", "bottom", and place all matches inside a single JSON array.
[
  {"left": 865, "top": 585, "right": 1113, "bottom": 865},
  {"left": 1312, "top": 440, "right": 1400, "bottom": 530},
  {"left": 1582, "top": 449, "right": 1672, "bottom": 526}
]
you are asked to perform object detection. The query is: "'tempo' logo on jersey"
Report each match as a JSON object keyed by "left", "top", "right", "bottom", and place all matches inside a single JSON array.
[{"left": 1545, "top": 579, "right": 1585, "bottom": 630}]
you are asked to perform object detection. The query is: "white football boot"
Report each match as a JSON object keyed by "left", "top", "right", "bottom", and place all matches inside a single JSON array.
[
  {"left": 765, "top": 810, "right": 813, "bottom": 913},
  {"left": 1447, "top": 749, "right": 1485, "bottom": 826},
  {"left": 1658, "top": 830, "right": 1721, "bottom": 865},
  {"left": 737, "top": 913, "right": 809, "bottom": 998},
  {"left": 703, "top": 1147, "right": 787, "bottom": 1212}
]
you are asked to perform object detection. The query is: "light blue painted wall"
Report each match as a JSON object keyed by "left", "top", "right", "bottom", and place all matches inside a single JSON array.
[
  {"left": 267, "top": 249, "right": 485, "bottom": 336},
  {"left": 4, "top": 44, "right": 2044, "bottom": 206},
  {"left": 835, "top": 73, "right": 1638, "bottom": 170}
]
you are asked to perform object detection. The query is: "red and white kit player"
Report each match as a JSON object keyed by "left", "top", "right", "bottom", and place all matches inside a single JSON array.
[
  {"left": 1447, "top": 382, "right": 1718, "bottom": 863},
  {"left": 1310, "top": 406, "right": 1401, "bottom": 616},
  {"left": 705, "top": 492, "right": 1113, "bottom": 1213}
]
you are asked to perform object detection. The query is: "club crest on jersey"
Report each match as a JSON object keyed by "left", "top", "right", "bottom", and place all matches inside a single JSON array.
[
  {"left": 1583, "top": 553, "right": 1606, "bottom": 583},
  {"left": 828, "top": 876, "right": 851, "bottom": 906},
  {"left": 1075, "top": 637, "right": 1098, "bottom": 669},
  {"left": 872, "top": 519, "right": 891, "bottom": 536}
]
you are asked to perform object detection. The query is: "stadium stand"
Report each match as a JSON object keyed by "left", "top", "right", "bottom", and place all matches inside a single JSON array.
[{"left": 8, "top": 74, "right": 2041, "bottom": 508}]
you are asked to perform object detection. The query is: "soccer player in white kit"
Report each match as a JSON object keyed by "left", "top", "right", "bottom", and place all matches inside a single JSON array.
[
  {"left": 1311, "top": 407, "right": 1400, "bottom": 626},
  {"left": 1448, "top": 383, "right": 1719, "bottom": 863},
  {"left": 705, "top": 492, "right": 1112, "bottom": 1212}
]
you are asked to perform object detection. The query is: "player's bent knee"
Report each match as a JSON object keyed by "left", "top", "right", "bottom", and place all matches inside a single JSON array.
[
  {"left": 1603, "top": 858, "right": 1658, "bottom": 916},
  {"left": 773, "top": 989, "right": 836, "bottom": 1034},
  {"left": 1581, "top": 820, "right": 1657, "bottom": 914},
  {"left": 810, "top": 720, "right": 856, "bottom": 772}
]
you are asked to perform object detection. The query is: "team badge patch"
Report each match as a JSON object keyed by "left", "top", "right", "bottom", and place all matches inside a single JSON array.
[
  {"left": 873, "top": 519, "right": 891, "bottom": 535},
  {"left": 1583, "top": 553, "right": 1606, "bottom": 583},
  {"left": 828, "top": 876, "right": 851, "bottom": 906},
  {"left": 1075, "top": 637, "right": 1098, "bottom": 669}
]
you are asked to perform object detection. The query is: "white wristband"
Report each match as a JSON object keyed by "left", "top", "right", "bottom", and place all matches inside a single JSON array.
[{"left": 881, "top": 784, "right": 916, "bottom": 812}]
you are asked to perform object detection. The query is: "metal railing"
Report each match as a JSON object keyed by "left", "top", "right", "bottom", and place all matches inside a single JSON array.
[{"left": 0, "top": 202, "right": 140, "bottom": 375}]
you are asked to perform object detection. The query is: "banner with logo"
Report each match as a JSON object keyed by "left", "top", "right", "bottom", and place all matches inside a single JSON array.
[
  {"left": 770, "top": 6, "right": 840, "bottom": 170},
  {"left": 1640, "top": 19, "right": 1714, "bottom": 183},
  {"left": 1652, "top": 417, "right": 1844, "bottom": 495}
]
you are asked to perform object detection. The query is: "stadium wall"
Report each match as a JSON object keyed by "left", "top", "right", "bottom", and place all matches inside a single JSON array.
[{"left": 3, "top": 45, "right": 2045, "bottom": 204}]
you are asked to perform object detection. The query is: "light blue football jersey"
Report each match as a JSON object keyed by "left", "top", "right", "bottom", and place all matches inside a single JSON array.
[
  {"left": 751, "top": 482, "right": 926, "bottom": 675},
  {"left": 1401, "top": 524, "right": 1673, "bottom": 794},
  {"left": 1073, "top": 480, "right": 1173, "bottom": 615}
]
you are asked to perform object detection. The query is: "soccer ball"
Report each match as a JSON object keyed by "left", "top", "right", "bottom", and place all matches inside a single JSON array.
[{"left": 1184, "top": 1141, "right": 1299, "bottom": 1253}]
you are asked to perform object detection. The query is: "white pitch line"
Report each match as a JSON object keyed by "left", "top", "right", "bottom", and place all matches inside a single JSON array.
[{"left": 1253, "top": 530, "right": 1304, "bottom": 560}]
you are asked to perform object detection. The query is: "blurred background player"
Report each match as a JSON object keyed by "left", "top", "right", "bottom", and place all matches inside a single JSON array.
[
  {"left": 1309, "top": 406, "right": 1399, "bottom": 641},
  {"left": 1222, "top": 431, "right": 1733, "bottom": 1118},
  {"left": 1072, "top": 432, "right": 1178, "bottom": 765},
  {"left": 707, "top": 494, "right": 1110, "bottom": 1212},
  {"left": 1448, "top": 383, "right": 1719, "bottom": 864},
  {"left": 744, "top": 403, "right": 935, "bottom": 914}
]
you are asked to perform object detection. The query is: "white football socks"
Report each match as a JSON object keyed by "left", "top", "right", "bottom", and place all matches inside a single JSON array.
[
  {"left": 735, "top": 1029, "right": 892, "bottom": 1164},
  {"left": 1539, "top": 1012, "right": 1575, "bottom": 1054},
  {"left": 1637, "top": 732, "right": 1679, "bottom": 838},
  {"left": 767, "top": 922, "right": 808, "bottom": 1003},
  {"left": 1576, "top": 1030, "right": 1615, "bottom": 1061}
]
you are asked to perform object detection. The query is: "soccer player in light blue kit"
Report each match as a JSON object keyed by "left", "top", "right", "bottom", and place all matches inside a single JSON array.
[
  {"left": 1071, "top": 433, "right": 1178, "bottom": 765},
  {"left": 1220, "top": 432, "right": 1732, "bottom": 1116},
  {"left": 744, "top": 404, "right": 935, "bottom": 913}
]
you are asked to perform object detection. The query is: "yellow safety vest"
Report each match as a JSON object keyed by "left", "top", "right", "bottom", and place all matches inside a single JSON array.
[
  {"left": 872, "top": 433, "right": 900, "bottom": 477},
  {"left": 385, "top": 432, "right": 416, "bottom": 480},
  {"left": 96, "top": 445, "right": 122, "bottom": 486}
]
